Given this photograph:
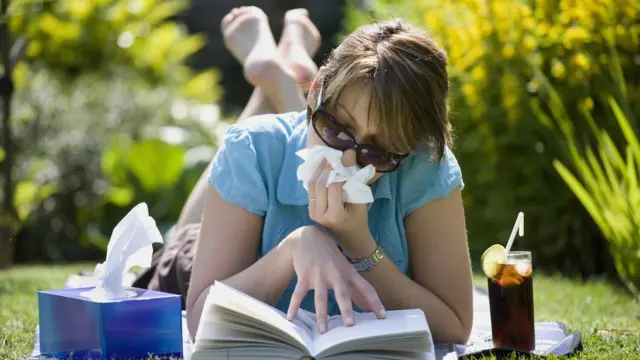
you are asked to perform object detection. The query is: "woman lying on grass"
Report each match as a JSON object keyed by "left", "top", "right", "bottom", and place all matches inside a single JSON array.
[{"left": 136, "top": 6, "right": 473, "bottom": 344}]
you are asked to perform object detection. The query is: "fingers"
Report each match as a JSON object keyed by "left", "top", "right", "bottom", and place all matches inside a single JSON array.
[
  {"left": 308, "top": 160, "right": 325, "bottom": 200},
  {"left": 314, "top": 165, "right": 332, "bottom": 218},
  {"left": 331, "top": 273, "right": 355, "bottom": 327},
  {"left": 326, "top": 181, "right": 344, "bottom": 218},
  {"left": 287, "top": 279, "right": 308, "bottom": 321},
  {"left": 350, "top": 275, "right": 386, "bottom": 319},
  {"left": 314, "top": 280, "right": 329, "bottom": 333},
  {"left": 307, "top": 160, "right": 325, "bottom": 218}
]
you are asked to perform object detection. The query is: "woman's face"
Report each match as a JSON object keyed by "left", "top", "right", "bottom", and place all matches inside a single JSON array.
[{"left": 306, "top": 83, "right": 388, "bottom": 184}]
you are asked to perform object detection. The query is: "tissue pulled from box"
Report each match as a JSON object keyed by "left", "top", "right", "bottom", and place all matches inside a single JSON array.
[
  {"left": 81, "top": 202, "right": 163, "bottom": 300},
  {"left": 296, "top": 145, "right": 376, "bottom": 204}
]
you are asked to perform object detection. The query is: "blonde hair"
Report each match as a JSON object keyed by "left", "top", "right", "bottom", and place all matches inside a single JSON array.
[{"left": 312, "top": 18, "right": 451, "bottom": 161}]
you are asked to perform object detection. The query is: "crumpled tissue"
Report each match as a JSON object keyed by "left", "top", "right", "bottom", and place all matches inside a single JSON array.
[
  {"left": 81, "top": 202, "right": 164, "bottom": 300},
  {"left": 296, "top": 145, "right": 376, "bottom": 204}
]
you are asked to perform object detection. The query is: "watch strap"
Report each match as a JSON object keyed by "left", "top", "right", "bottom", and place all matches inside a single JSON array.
[{"left": 350, "top": 245, "right": 384, "bottom": 272}]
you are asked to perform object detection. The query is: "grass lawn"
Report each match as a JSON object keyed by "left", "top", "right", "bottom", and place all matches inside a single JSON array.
[{"left": 1, "top": 264, "right": 639, "bottom": 359}]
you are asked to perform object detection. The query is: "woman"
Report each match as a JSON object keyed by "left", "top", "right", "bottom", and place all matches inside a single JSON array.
[{"left": 139, "top": 6, "right": 473, "bottom": 344}]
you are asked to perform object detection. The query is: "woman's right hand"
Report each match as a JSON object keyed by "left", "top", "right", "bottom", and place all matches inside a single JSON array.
[{"left": 284, "top": 225, "right": 386, "bottom": 333}]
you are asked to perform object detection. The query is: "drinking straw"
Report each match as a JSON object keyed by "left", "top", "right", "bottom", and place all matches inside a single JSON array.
[{"left": 505, "top": 212, "right": 524, "bottom": 255}]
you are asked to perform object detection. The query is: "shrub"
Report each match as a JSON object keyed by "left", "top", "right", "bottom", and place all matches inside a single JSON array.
[
  {"left": 11, "top": 65, "right": 223, "bottom": 263},
  {"left": 1, "top": 0, "right": 224, "bottom": 264},
  {"left": 532, "top": 49, "right": 640, "bottom": 296},
  {"left": 343, "top": 0, "right": 640, "bottom": 275}
]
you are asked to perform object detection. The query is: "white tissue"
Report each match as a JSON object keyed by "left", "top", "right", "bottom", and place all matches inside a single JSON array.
[
  {"left": 296, "top": 145, "right": 376, "bottom": 204},
  {"left": 80, "top": 203, "right": 164, "bottom": 300}
]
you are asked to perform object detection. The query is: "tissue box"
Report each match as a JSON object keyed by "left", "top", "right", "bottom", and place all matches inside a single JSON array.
[{"left": 38, "top": 286, "right": 183, "bottom": 359}]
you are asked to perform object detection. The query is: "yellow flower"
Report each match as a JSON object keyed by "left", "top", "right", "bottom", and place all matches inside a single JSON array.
[
  {"left": 462, "top": 83, "right": 478, "bottom": 105},
  {"left": 524, "top": 35, "right": 538, "bottom": 50},
  {"left": 523, "top": 18, "right": 536, "bottom": 30},
  {"left": 583, "top": 97, "right": 594, "bottom": 111},
  {"left": 536, "top": 23, "right": 549, "bottom": 36},
  {"left": 26, "top": 41, "right": 41, "bottom": 58},
  {"left": 67, "top": 0, "right": 94, "bottom": 20},
  {"left": 551, "top": 60, "right": 566, "bottom": 79},
  {"left": 548, "top": 25, "right": 562, "bottom": 42},
  {"left": 503, "top": 93, "right": 518, "bottom": 108},
  {"left": 616, "top": 25, "right": 625, "bottom": 36},
  {"left": 564, "top": 26, "right": 589, "bottom": 48},
  {"left": 502, "top": 44, "right": 516, "bottom": 59},
  {"left": 471, "top": 66, "right": 487, "bottom": 81},
  {"left": 481, "top": 22, "right": 494, "bottom": 36},
  {"left": 573, "top": 53, "right": 591, "bottom": 70},
  {"left": 527, "top": 79, "right": 539, "bottom": 93}
]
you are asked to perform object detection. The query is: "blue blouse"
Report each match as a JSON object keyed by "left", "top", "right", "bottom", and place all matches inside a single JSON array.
[{"left": 208, "top": 111, "right": 464, "bottom": 315}]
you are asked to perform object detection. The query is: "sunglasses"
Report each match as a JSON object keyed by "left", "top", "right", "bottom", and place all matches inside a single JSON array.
[{"left": 311, "top": 85, "right": 409, "bottom": 173}]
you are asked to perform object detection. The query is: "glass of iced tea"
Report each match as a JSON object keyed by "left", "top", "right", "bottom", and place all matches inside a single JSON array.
[{"left": 487, "top": 251, "right": 535, "bottom": 351}]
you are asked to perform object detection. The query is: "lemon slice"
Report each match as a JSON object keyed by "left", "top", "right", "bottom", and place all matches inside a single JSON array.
[{"left": 481, "top": 244, "right": 507, "bottom": 278}]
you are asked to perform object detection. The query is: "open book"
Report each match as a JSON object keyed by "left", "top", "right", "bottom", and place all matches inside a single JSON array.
[{"left": 191, "top": 282, "right": 436, "bottom": 360}]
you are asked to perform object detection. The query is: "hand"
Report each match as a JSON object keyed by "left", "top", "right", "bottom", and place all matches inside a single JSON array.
[
  {"left": 284, "top": 226, "right": 386, "bottom": 333},
  {"left": 307, "top": 160, "right": 369, "bottom": 237}
]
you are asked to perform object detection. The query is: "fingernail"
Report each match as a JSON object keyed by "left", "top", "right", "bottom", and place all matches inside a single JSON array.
[
  {"left": 319, "top": 323, "right": 327, "bottom": 333},
  {"left": 286, "top": 311, "right": 292, "bottom": 321},
  {"left": 379, "top": 307, "right": 386, "bottom": 318},
  {"left": 345, "top": 316, "right": 354, "bottom": 326}
]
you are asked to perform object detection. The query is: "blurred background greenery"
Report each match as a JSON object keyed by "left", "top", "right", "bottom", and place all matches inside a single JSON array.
[{"left": 0, "top": 0, "right": 638, "bottom": 297}]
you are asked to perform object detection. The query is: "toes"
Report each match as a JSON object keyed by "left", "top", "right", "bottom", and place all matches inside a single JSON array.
[
  {"left": 285, "top": 8, "right": 310, "bottom": 20},
  {"left": 221, "top": 8, "right": 239, "bottom": 32}
]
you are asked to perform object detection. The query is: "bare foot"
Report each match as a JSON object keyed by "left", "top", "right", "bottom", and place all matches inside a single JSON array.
[
  {"left": 221, "top": 7, "right": 306, "bottom": 113},
  {"left": 221, "top": 6, "right": 287, "bottom": 87},
  {"left": 278, "top": 9, "right": 321, "bottom": 89}
]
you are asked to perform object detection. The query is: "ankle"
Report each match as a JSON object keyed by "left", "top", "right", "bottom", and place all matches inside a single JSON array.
[{"left": 263, "top": 67, "right": 305, "bottom": 113}]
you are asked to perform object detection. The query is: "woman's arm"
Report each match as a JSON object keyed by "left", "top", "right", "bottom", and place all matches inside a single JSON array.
[
  {"left": 185, "top": 186, "right": 295, "bottom": 339},
  {"left": 338, "top": 188, "right": 473, "bottom": 344}
]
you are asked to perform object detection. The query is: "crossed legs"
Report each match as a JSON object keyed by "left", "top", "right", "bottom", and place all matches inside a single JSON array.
[{"left": 175, "top": 7, "right": 321, "bottom": 229}]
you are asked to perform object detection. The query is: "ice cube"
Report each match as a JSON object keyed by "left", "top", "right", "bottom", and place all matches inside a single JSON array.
[{"left": 516, "top": 262, "right": 532, "bottom": 277}]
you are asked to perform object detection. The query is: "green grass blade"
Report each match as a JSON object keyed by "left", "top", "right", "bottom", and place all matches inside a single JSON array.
[
  {"left": 610, "top": 97, "right": 640, "bottom": 158},
  {"left": 554, "top": 160, "right": 608, "bottom": 234}
]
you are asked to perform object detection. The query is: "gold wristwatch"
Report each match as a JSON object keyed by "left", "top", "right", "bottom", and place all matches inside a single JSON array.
[{"left": 349, "top": 245, "right": 385, "bottom": 272}]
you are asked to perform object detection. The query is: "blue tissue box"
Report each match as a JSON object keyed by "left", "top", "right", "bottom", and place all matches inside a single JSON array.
[{"left": 38, "top": 286, "right": 183, "bottom": 359}]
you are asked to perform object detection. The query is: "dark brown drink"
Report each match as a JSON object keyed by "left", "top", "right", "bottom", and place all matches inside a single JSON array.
[{"left": 487, "top": 254, "right": 535, "bottom": 352}]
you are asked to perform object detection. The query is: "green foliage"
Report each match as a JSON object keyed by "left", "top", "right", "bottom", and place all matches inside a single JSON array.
[
  {"left": 533, "top": 52, "right": 640, "bottom": 295},
  {"left": 4, "top": 0, "right": 224, "bottom": 263},
  {"left": 11, "top": 64, "right": 218, "bottom": 261},
  {"left": 8, "top": 0, "right": 220, "bottom": 104},
  {"left": 343, "top": 0, "right": 640, "bottom": 275}
]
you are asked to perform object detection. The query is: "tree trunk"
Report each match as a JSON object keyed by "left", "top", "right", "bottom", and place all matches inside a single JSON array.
[{"left": 0, "top": 0, "right": 16, "bottom": 270}]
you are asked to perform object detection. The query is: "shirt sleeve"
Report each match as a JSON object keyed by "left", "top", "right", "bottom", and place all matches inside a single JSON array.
[
  {"left": 399, "top": 146, "right": 464, "bottom": 218},
  {"left": 208, "top": 124, "right": 269, "bottom": 216}
]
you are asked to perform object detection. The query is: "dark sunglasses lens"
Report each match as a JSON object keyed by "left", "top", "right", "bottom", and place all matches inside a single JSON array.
[
  {"left": 314, "top": 112, "right": 355, "bottom": 150},
  {"left": 359, "top": 146, "right": 399, "bottom": 172}
]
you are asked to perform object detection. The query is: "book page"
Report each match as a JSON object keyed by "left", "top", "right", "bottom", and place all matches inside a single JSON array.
[
  {"left": 202, "top": 282, "right": 313, "bottom": 352},
  {"left": 311, "top": 309, "right": 430, "bottom": 357}
]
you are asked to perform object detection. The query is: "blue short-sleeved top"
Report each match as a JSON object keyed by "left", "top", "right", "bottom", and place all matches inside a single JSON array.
[{"left": 209, "top": 111, "right": 464, "bottom": 315}]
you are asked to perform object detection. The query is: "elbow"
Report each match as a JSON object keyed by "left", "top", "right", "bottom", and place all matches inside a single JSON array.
[
  {"left": 453, "top": 305, "right": 473, "bottom": 344},
  {"left": 186, "top": 288, "right": 205, "bottom": 341},
  {"left": 440, "top": 304, "right": 473, "bottom": 345},
  {"left": 440, "top": 317, "right": 472, "bottom": 345},
  {"left": 455, "top": 317, "right": 473, "bottom": 345},
  {"left": 453, "top": 297, "right": 474, "bottom": 344}
]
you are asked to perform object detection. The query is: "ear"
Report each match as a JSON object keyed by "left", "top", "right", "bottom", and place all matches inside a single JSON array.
[{"left": 306, "top": 67, "right": 326, "bottom": 109}]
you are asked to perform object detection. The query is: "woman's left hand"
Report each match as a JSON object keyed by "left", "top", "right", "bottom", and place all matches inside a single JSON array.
[{"left": 307, "top": 160, "right": 369, "bottom": 238}]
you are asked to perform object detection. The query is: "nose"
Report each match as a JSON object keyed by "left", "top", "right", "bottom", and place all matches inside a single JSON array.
[{"left": 341, "top": 149, "right": 358, "bottom": 168}]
